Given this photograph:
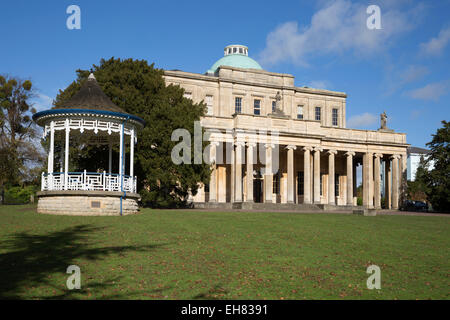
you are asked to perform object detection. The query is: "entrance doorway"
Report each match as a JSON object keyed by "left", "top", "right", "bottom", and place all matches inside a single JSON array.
[{"left": 253, "top": 179, "right": 263, "bottom": 203}]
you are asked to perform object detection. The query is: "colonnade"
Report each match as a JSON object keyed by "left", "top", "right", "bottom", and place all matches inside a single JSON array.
[{"left": 208, "top": 141, "right": 406, "bottom": 209}]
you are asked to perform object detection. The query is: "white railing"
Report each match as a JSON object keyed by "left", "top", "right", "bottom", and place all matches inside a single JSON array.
[{"left": 41, "top": 171, "right": 137, "bottom": 193}]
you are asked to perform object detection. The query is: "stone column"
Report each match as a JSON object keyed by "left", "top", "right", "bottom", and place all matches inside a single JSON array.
[
  {"left": 209, "top": 142, "right": 219, "bottom": 202},
  {"left": 392, "top": 155, "right": 400, "bottom": 210},
  {"left": 374, "top": 153, "right": 383, "bottom": 209},
  {"left": 313, "top": 147, "right": 323, "bottom": 204},
  {"left": 230, "top": 144, "right": 235, "bottom": 203},
  {"left": 363, "top": 152, "right": 374, "bottom": 208},
  {"left": 235, "top": 141, "right": 245, "bottom": 202},
  {"left": 385, "top": 158, "right": 392, "bottom": 209},
  {"left": 246, "top": 142, "right": 256, "bottom": 202},
  {"left": 345, "top": 151, "right": 355, "bottom": 206},
  {"left": 264, "top": 144, "right": 274, "bottom": 203},
  {"left": 286, "top": 145, "right": 297, "bottom": 203},
  {"left": 327, "top": 150, "right": 337, "bottom": 205},
  {"left": 303, "top": 146, "right": 312, "bottom": 204}
]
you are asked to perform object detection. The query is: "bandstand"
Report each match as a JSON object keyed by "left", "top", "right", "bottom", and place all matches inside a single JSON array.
[{"left": 33, "top": 73, "right": 145, "bottom": 215}]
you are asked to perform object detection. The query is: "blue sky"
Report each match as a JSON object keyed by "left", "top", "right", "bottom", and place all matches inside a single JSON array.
[{"left": 1, "top": 0, "right": 449, "bottom": 148}]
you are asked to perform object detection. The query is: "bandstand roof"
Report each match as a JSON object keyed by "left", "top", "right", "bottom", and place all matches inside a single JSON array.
[{"left": 33, "top": 73, "right": 145, "bottom": 127}]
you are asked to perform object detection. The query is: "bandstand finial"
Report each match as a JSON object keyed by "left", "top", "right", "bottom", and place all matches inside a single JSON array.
[{"left": 88, "top": 72, "right": 96, "bottom": 80}]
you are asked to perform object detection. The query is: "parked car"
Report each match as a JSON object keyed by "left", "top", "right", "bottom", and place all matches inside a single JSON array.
[
  {"left": 400, "top": 200, "right": 429, "bottom": 212},
  {"left": 414, "top": 201, "right": 428, "bottom": 212}
]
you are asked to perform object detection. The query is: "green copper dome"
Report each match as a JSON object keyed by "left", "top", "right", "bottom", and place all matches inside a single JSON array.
[{"left": 207, "top": 44, "right": 263, "bottom": 74}]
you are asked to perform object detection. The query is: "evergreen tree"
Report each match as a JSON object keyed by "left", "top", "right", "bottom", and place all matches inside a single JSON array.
[
  {"left": 0, "top": 75, "right": 43, "bottom": 189},
  {"left": 54, "top": 58, "right": 210, "bottom": 207},
  {"left": 423, "top": 121, "right": 450, "bottom": 212}
]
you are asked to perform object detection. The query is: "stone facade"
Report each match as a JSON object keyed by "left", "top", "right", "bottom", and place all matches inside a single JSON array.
[
  {"left": 164, "top": 54, "right": 409, "bottom": 209},
  {"left": 37, "top": 191, "right": 140, "bottom": 216}
]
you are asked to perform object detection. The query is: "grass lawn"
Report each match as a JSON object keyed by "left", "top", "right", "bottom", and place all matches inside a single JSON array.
[{"left": 0, "top": 205, "right": 448, "bottom": 300}]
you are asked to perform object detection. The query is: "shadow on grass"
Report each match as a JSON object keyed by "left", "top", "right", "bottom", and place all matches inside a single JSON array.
[
  {"left": 193, "top": 284, "right": 228, "bottom": 300},
  {"left": 0, "top": 224, "right": 166, "bottom": 299}
]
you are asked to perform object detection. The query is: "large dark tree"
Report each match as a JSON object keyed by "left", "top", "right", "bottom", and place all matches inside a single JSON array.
[
  {"left": 0, "top": 75, "right": 43, "bottom": 188},
  {"left": 54, "top": 58, "right": 210, "bottom": 207},
  {"left": 422, "top": 121, "right": 450, "bottom": 212}
]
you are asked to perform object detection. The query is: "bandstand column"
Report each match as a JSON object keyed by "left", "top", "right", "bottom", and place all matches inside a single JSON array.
[
  {"left": 286, "top": 145, "right": 296, "bottom": 203},
  {"left": 246, "top": 142, "right": 256, "bottom": 202},
  {"left": 303, "top": 147, "right": 312, "bottom": 204},
  {"left": 374, "top": 153, "right": 382, "bottom": 209},
  {"left": 64, "top": 119, "right": 70, "bottom": 190},
  {"left": 313, "top": 147, "right": 323, "bottom": 204},
  {"left": 130, "top": 129, "right": 135, "bottom": 177},
  {"left": 345, "top": 151, "right": 355, "bottom": 206},
  {"left": 48, "top": 121, "right": 55, "bottom": 174},
  {"left": 328, "top": 150, "right": 337, "bottom": 205}
]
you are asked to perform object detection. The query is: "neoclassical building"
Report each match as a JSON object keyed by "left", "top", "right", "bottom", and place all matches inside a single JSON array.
[{"left": 164, "top": 45, "right": 408, "bottom": 210}]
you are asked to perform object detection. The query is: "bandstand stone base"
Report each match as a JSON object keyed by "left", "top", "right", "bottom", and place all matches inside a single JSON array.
[{"left": 36, "top": 190, "right": 140, "bottom": 216}]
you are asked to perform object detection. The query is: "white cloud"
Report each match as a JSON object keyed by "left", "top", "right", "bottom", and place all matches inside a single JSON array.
[
  {"left": 384, "top": 64, "right": 429, "bottom": 95},
  {"left": 406, "top": 81, "right": 449, "bottom": 101},
  {"left": 420, "top": 26, "right": 450, "bottom": 56},
  {"left": 307, "top": 80, "right": 330, "bottom": 89},
  {"left": 347, "top": 112, "right": 378, "bottom": 128},
  {"left": 259, "top": 0, "right": 422, "bottom": 66},
  {"left": 32, "top": 93, "right": 54, "bottom": 112}
]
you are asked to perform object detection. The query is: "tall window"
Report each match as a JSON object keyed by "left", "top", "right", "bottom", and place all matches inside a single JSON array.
[
  {"left": 206, "top": 95, "right": 213, "bottom": 116},
  {"left": 254, "top": 99, "right": 261, "bottom": 115},
  {"left": 297, "top": 172, "right": 304, "bottom": 195},
  {"left": 332, "top": 108, "right": 338, "bottom": 126},
  {"left": 235, "top": 97, "right": 242, "bottom": 114},
  {"left": 273, "top": 172, "right": 280, "bottom": 194},
  {"left": 272, "top": 101, "right": 276, "bottom": 112},
  {"left": 335, "top": 174, "right": 340, "bottom": 197},
  {"left": 315, "top": 107, "right": 321, "bottom": 121},
  {"left": 297, "top": 105, "right": 304, "bottom": 120}
]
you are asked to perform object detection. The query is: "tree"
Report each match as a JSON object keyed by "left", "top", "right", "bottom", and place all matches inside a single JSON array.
[
  {"left": 406, "top": 155, "right": 429, "bottom": 202},
  {"left": 54, "top": 58, "right": 210, "bottom": 207},
  {"left": 423, "top": 121, "right": 450, "bottom": 212},
  {"left": 0, "top": 75, "right": 43, "bottom": 189}
]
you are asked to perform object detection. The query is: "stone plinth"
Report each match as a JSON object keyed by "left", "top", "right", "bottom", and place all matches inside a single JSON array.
[{"left": 36, "top": 190, "right": 140, "bottom": 216}]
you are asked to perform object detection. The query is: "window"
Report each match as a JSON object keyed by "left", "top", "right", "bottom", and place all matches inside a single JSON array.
[
  {"left": 315, "top": 107, "right": 321, "bottom": 121},
  {"left": 233, "top": 47, "right": 237, "bottom": 53},
  {"left": 206, "top": 95, "right": 213, "bottom": 115},
  {"left": 335, "top": 174, "right": 340, "bottom": 197},
  {"left": 332, "top": 108, "right": 338, "bottom": 126},
  {"left": 239, "top": 48, "right": 243, "bottom": 54},
  {"left": 228, "top": 48, "right": 232, "bottom": 54},
  {"left": 297, "top": 172, "right": 304, "bottom": 195},
  {"left": 273, "top": 172, "right": 280, "bottom": 194},
  {"left": 272, "top": 101, "right": 276, "bottom": 112},
  {"left": 253, "top": 99, "right": 261, "bottom": 115},
  {"left": 297, "top": 105, "right": 304, "bottom": 120},
  {"left": 183, "top": 92, "right": 192, "bottom": 99},
  {"left": 235, "top": 97, "right": 242, "bottom": 114}
]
